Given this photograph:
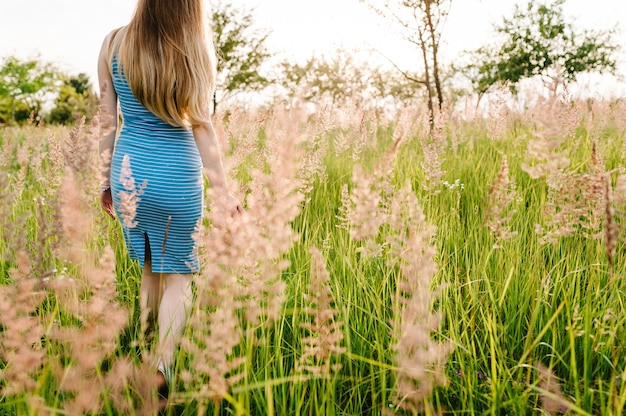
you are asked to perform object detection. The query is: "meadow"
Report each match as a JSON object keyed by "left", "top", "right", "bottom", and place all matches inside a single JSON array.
[{"left": 1, "top": 86, "right": 626, "bottom": 415}]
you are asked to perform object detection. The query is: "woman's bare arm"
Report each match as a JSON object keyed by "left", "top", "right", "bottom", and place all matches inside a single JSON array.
[
  {"left": 193, "top": 120, "right": 243, "bottom": 215},
  {"left": 98, "top": 31, "right": 118, "bottom": 218},
  {"left": 193, "top": 120, "right": 228, "bottom": 191},
  {"left": 98, "top": 31, "right": 118, "bottom": 187}
]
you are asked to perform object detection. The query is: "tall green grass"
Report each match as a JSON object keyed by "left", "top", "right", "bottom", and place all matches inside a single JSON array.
[{"left": 1, "top": 96, "right": 626, "bottom": 415}]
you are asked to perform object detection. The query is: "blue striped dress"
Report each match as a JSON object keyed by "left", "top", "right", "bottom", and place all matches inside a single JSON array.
[{"left": 109, "top": 56, "right": 203, "bottom": 274}]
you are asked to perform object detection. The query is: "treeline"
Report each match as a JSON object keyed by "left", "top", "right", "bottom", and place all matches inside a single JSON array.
[
  {"left": 0, "top": 57, "right": 95, "bottom": 125},
  {"left": 0, "top": 0, "right": 620, "bottom": 126}
]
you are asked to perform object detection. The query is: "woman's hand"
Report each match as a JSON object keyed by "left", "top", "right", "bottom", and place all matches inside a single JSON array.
[
  {"left": 216, "top": 193, "right": 244, "bottom": 217},
  {"left": 100, "top": 188, "right": 115, "bottom": 219}
]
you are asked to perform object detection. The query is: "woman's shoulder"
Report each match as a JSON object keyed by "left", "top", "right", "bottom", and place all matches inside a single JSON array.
[
  {"left": 98, "top": 26, "right": 126, "bottom": 78},
  {"left": 99, "top": 26, "right": 126, "bottom": 63},
  {"left": 102, "top": 26, "right": 126, "bottom": 48}
]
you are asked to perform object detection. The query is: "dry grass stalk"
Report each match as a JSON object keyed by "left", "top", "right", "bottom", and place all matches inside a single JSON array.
[
  {"left": 0, "top": 127, "right": 62, "bottom": 402},
  {"left": 522, "top": 81, "right": 579, "bottom": 182},
  {"left": 13, "top": 129, "right": 31, "bottom": 192},
  {"left": 386, "top": 182, "right": 453, "bottom": 413},
  {"left": 484, "top": 155, "right": 518, "bottom": 247},
  {"left": 536, "top": 173, "right": 593, "bottom": 244},
  {"left": 182, "top": 289, "right": 246, "bottom": 402},
  {"left": 486, "top": 83, "right": 512, "bottom": 141},
  {"left": 298, "top": 131, "right": 329, "bottom": 200},
  {"left": 335, "top": 183, "right": 351, "bottom": 231},
  {"left": 351, "top": 112, "right": 368, "bottom": 162},
  {"left": 421, "top": 108, "right": 447, "bottom": 194},
  {"left": 612, "top": 168, "right": 626, "bottom": 249},
  {"left": 584, "top": 141, "right": 608, "bottom": 236},
  {"left": 0, "top": 251, "right": 46, "bottom": 396},
  {"left": 0, "top": 142, "right": 22, "bottom": 258},
  {"left": 0, "top": 118, "right": 149, "bottom": 414},
  {"left": 524, "top": 95, "right": 608, "bottom": 244},
  {"left": 536, "top": 362, "right": 572, "bottom": 415},
  {"left": 448, "top": 113, "right": 462, "bottom": 155},
  {"left": 531, "top": 75, "right": 581, "bottom": 141},
  {"left": 213, "top": 109, "right": 265, "bottom": 183},
  {"left": 343, "top": 135, "right": 405, "bottom": 254},
  {"left": 614, "top": 100, "right": 626, "bottom": 140},
  {"left": 604, "top": 176, "right": 618, "bottom": 267},
  {"left": 103, "top": 357, "right": 164, "bottom": 416},
  {"left": 521, "top": 132, "right": 570, "bottom": 183},
  {"left": 534, "top": 141, "right": 606, "bottom": 244},
  {"left": 311, "top": 104, "right": 337, "bottom": 138},
  {"left": 58, "top": 169, "right": 93, "bottom": 259},
  {"left": 184, "top": 107, "right": 305, "bottom": 402},
  {"left": 344, "top": 131, "right": 451, "bottom": 411},
  {"left": 296, "top": 246, "right": 345, "bottom": 376},
  {"left": 334, "top": 130, "right": 352, "bottom": 157},
  {"left": 2, "top": 127, "right": 66, "bottom": 281},
  {"left": 346, "top": 166, "right": 385, "bottom": 242},
  {"left": 613, "top": 167, "right": 626, "bottom": 207},
  {"left": 118, "top": 154, "right": 147, "bottom": 228},
  {"left": 61, "top": 117, "right": 89, "bottom": 174},
  {"left": 46, "top": 127, "right": 67, "bottom": 190},
  {"left": 0, "top": 126, "right": 64, "bottom": 409},
  {"left": 46, "top": 127, "right": 135, "bottom": 414},
  {"left": 407, "top": 103, "right": 435, "bottom": 142}
]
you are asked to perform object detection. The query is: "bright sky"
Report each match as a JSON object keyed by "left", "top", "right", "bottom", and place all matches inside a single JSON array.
[{"left": 2, "top": 0, "right": 625, "bottom": 98}]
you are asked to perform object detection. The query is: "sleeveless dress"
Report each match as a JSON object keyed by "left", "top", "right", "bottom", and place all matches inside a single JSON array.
[{"left": 109, "top": 56, "right": 203, "bottom": 274}]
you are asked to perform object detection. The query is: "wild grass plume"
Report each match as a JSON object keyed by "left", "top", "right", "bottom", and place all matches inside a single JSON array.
[{"left": 1, "top": 86, "right": 626, "bottom": 415}]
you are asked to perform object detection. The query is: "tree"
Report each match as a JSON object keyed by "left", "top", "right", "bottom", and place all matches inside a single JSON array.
[
  {"left": 0, "top": 56, "right": 57, "bottom": 125},
  {"left": 463, "top": 0, "right": 619, "bottom": 97},
  {"left": 47, "top": 73, "right": 97, "bottom": 125},
  {"left": 360, "top": 0, "right": 451, "bottom": 125},
  {"left": 279, "top": 52, "right": 367, "bottom": 107},
  {"left": 369, "top": 65, "right": 433, "bottom": 109},
  {"left": 210, "top": 1, "right": 272, "bottom": 113},
  {"left": 279, "top": 51, "right": 421, "bottom": 110}
]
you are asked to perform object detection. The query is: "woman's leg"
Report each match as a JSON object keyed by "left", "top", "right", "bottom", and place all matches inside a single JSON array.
[
  {"left": 157, "top": 273, "right": 193, "bottom": 372},
  {"left": 140, "top": 236, "right": 162, "bottom": 326},
  {"left": 140, "top": 261, "right": 163, "bottom": 325}
]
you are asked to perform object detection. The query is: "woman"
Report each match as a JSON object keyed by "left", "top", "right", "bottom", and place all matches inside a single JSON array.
[{"left": 97, "top": 0, "right": 242, "bottom": 404}]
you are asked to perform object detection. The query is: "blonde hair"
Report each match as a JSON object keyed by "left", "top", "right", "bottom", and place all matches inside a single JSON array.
[{"left": 108, "top": 0, "right": 216, "bottom": 127}]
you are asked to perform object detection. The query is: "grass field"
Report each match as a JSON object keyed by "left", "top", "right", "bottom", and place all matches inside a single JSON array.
[{"left": 1, "top": 93, "right": 626, "bottom": 415}]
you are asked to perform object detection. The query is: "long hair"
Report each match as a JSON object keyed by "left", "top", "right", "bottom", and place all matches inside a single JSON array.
[{"left": 108, "top": 0, "right": 216, "bottom": 127}]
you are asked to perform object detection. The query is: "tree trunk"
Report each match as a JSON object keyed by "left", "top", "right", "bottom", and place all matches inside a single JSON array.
[
  {"left": 424, "top": 1, "right": 444, "bottom": 110},
  {"left": 418, "top": 30, "right": 435, "bottom": 130}
]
